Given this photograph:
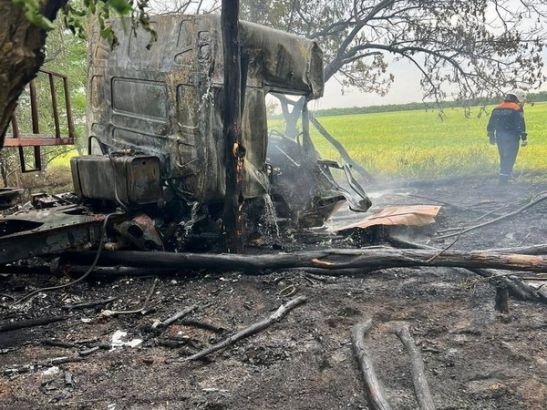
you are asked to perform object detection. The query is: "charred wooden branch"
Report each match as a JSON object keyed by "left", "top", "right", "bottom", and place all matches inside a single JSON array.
[
  {"left": 78, "top": 346, "right": 100, "bottom": 357},
  {"left": 472, "top": 269, "right": 547, "bottom": 304},
  {"left": 436, "top": 192, "right": 547, "bottom": 240},
  {"left": 67, "top": 248, "right": 547, "bottom": 274},
  {"left": 483, "top": 243, "right": 547, "bottom": 256},
  {"left": 41, "top": 339, "right": 77, "bottom": 349},
  {"left": 495, "top": 286, "right": 509, "bottom": 313},
  {"left": 153, "top": 305, "right": 197, "bottom": 330},
  {"left": 393, "top": 325, "right": 435, "bottom": 410},
  {"left": 3, "top": 355, "right": 83, "bottom": 376},
  {"left": 100, "top": 278, "right": 158, "bottom": 317},
  {"left": 0, "top": 315, "right": 67, "bottom": 333},
  {"left": 184, "top": 295, "right": 307, "bottom": 361},
  {"left": 386, "top": 239, "right": 547, "bottom": 304},
  {"left": 63, "top": 297, "right": 116, "bottom": 310},
  {"left": 179, "top": 319, "right": 226, "bottom": 333},
  {"left": 63, "top": 265, "right": 179, "bottom": 277},
  {"left": 351, "top": 319, "right": 392, "bottom": 410}
]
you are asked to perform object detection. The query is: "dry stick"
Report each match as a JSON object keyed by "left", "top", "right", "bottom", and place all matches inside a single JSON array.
[
  {"left": 471, "top": 269, "right": 547, "bottom": 303},
  {"left": 63, "top": 297, "right": 116, "bottom": 310},
  {"left": 483, "top": 243, "right": 547, "bottom": 255},
  {"left": 101, "top": 279, "right": 158, "bottom": 317},
  {"left": 386, "top": 236, "right": 439, "bottom": 250},
  {"left": 184, "top": 296, "right": 307, "bottom": 361},
  {"left": 472, "top": 203, "right": 511, "bottom": 223},
  {"left": 3, "top": 356, "right": 84, "bottom": 376},
  {"left": 41, "top": 339, "right": 78, "bottom": 349},
  {"left": 0, "top": 316, "right": 68, "bottom": 332},
  {"left": 179, "top": 319, "right": 226, "bottom": 333},
  {"left": 388, "top": 237, "right": 547, "bottom": 256},
  {"left": 153, "top": 305, "right": 197, "bottom": 329},
  {"left": 63, "top": 265, "right": 179, "bottom": 277},
  {"left": 393, "top": 325, "right": 435, "bottom": 410},
  {"left": 425, "top": 234, "right": 462, "bottom": 263},
  {"left": 436, "top": 192, "right": 547, "bottom": 240},
  {"left": 351, "top": 319, "right": 392, "bottom": 410}
]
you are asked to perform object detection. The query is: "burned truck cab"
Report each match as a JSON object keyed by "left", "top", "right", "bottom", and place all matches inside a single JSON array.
[{"left": 71, "top": 14, "right": 369, "bottom": 246}]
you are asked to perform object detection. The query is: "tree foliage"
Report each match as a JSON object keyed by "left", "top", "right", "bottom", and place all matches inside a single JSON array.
[
  {"left": 0, "top": 0, "right": 158, "bottom": 147},
  {"left": 241, "top": 0, "right": 546, "bottom": 103},
  {"left": 61, "top": 0, "right": 156, "bottom": 47}
]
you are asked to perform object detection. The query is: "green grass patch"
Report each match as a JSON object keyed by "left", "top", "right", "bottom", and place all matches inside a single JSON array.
[
  {"left": 48, "top": 148, "right": 79, "bottom": 168},
  {"left": 270, "top": 102, "right": 547, "bottom": 178}
]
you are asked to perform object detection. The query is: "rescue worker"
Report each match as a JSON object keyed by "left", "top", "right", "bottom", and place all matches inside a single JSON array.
[{"left": 487, "top": 92, "right": 527, "bottom": 183}]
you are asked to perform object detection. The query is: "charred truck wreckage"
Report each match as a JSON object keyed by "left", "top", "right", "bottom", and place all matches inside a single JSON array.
[{"left": 0, "top": 15, "right": 371, "bottom": 263}]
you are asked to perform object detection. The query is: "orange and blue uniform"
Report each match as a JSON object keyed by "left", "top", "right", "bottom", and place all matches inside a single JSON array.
[{"left": 487, "top": 101, "right": 526, "bottom": 182}]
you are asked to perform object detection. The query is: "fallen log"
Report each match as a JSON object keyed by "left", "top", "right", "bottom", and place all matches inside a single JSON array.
[
  {"left": 351, "top": 319, "right": 392, "bottom": 410},
  {"left": 386, "top": 238, "right": 547, "bottom": 304},
  {"left": 66, "top": 248, "right": 547, "bottom": 273},
  {"left": 393, "top": 325, "right": 435, "bottom": 410},
  {"left": 183, "top": 295, "right": 307, "bottom": 361}
]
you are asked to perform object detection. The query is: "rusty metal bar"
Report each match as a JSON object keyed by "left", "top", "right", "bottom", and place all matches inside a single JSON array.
[
  {"left": 19, "top": 80, "right": 42, "bottom": 172},
  {"left": 10, "top": 115, "right": 19, "bottom": 139},
  {"left": 3, "top": 136, "right": 73, "bottom": 147},
  {"left": 48, "top": 73, "right": 61, "bottom": 138},
  {"left": 33, "top": 146, "right": 42, "bottom": 171},
  {"left": 17, "top": 146, "right": 42, "bottom": 173},
  {"left": 29, "top": 80, "right": 40, "bottom": 134},
  {"left": 62, "top": 75, "right": 75, "bottom": 138},
  {"left": 4, "top": 70, "right": 74, "bottom": 149},
  {"left": 17, "top": 147, "right": 25, "bottom": 171}
]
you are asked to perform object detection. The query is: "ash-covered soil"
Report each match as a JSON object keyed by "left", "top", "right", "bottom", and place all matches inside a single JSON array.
[{"left": 1, "top": 174, "right": 546, "bottom": 410}]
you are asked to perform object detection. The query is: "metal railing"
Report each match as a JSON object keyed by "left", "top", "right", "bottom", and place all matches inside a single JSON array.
[{"left": 4, "top": 69, "right": 75, "bottom": 172}]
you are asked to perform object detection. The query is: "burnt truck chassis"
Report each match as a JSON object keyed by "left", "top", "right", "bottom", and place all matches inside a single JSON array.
[{"left": 0, "top": 15, "right": 371, "bottom": 265}]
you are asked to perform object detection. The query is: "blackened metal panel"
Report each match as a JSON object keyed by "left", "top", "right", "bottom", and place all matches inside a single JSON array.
[
  {"left": 0, "top": 210, "right": 104, "bottom": 264},
  {"left": 71, "top": 155, "right": 161, "bottom": 205}
]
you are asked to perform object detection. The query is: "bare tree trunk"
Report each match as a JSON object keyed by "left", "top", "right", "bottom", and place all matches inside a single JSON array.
[
  {"left": 0, "top": 0, "right": 67, "bottom": 149},
  {"left": 221, "top": 0, "right": 244, "bottom": 252}
]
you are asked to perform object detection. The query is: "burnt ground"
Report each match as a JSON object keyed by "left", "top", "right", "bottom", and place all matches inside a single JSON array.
[{"left": 1, "top": 173, "right": 546, "bottom": 410}]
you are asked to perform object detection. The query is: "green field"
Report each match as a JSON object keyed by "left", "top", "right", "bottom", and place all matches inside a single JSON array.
[
  {"left": 271, "top": 102, "right": 547, "bottom": 178},
  {"left": 51, "top": 103, "right": 547, "bottom": 179}
]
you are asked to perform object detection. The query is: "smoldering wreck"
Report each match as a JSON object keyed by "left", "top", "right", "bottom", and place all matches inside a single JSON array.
[{"left": 0, "top": 12, "right": 546, "bottom": 410}]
